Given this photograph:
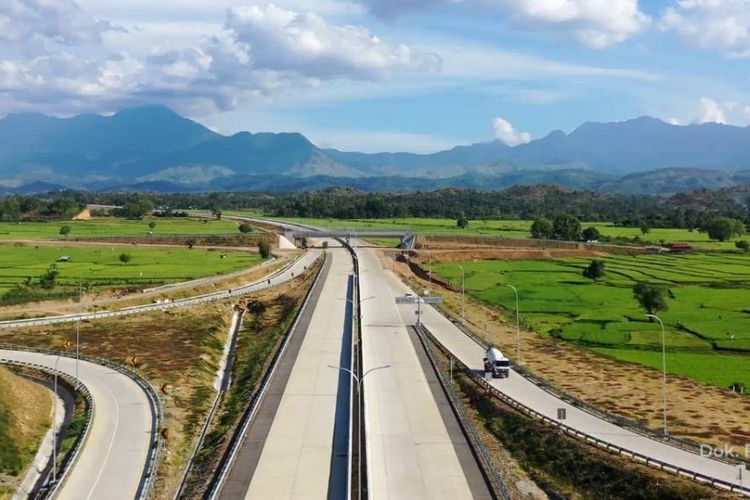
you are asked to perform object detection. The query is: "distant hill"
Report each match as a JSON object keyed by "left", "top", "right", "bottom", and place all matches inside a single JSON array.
[{"left": 2, "top": 106, "right": 750, "bottom": 193}]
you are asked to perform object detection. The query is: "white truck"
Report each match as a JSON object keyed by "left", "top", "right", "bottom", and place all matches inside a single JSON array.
[{"left": 483, "top": 346, "right": 510, "bottom": 378}]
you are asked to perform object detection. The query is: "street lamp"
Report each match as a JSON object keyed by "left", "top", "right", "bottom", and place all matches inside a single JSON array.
[
  {"left": 457, "top": 265, "right": 465, "bottom": 325},
  {"left": 76, "top": 281, "right": 82, "bottom": 382},
  {"left": 329, "top": 364, "right": 390, "bottom": 500},
  {"left": 645, "top": 313, "right": 668, "bottom": 437},
  {"left": 501, "top": 284, "right": 520, "bottom": 365}
]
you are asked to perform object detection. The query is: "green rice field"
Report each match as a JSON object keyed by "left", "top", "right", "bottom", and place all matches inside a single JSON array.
[
  {"left": 0, "top": 218, "right": 240, "bottom": 240},
  {"left": 432, "top": 253, "right": 750, "bottom": 388}
]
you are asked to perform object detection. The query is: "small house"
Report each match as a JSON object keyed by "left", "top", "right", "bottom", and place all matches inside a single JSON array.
[
  {"left": 57, "top": 256, "right": 71, "bottom": 262},
  {"left": 669, "top": 242, "right": 692, "bottom": 253}
]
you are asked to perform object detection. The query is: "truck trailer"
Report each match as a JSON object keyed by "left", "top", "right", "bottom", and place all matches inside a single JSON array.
[{"left": 483, "top": 346, "right": 510, "bottom": 378}]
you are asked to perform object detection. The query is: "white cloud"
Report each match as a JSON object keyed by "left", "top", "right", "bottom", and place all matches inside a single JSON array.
[
  {"left": 492, "top": 117, "right": 531, "bottom": 145},
  {"left": 0, "top": 3, "right": 440, "bottom": 114},
  {"left": 660, "top": 0, "right": 750, "bottom": 58},
  {"left": 357, "top": 0, "right": 649, "bottom": 48},
  {"left": 698, "top": 97, "right": 727, "bottom": 123},
  {"left": 667, "top": 117, "right": 682, "bottom": 125},
  {"left": 0, "top": 0, "right": 121, "bottom": 52},
  {"left": 745, "top": 106, "right": 750, "bottom": 122},
  {"left": 697, "top": 96, "right": 727, "bottom": 123},
  {"left": 487, "top": 0, "right": 651, "bottom": 48}
]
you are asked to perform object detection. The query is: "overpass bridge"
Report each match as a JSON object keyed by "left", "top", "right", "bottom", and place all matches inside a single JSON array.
[{"left": 284, "top": 229, "right": 416, "bottom": 249}]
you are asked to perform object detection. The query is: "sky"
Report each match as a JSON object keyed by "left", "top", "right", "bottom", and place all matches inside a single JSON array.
[{"left": 1, "top": 0, "right": 750, "bottom": 152}]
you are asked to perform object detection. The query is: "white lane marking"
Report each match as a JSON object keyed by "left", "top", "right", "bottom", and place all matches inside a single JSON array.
[{"left": 85, "top": 375, "right": 121, "bottom": 500}]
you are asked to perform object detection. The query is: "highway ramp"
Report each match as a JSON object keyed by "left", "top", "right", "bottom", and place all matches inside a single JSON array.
[
  {"left": 0, "top": 350, "right": 153, "bottom": 500},
  {"left": 356, "top": 247, "right": 481, "bottom": 499},
  {"left": 219, "top": 246, "right": 353, "bottom": 499},
  {"left": 389, "top": 263, "right": 748, "bottom": 494}
]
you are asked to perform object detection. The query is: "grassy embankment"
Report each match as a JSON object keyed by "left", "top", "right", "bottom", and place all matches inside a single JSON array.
[
  {"left": 0, "top": 366, "right": 53, "bottom": 498},
  {"left": 432, "top": 252, "right": 750, "bottom": 389}
]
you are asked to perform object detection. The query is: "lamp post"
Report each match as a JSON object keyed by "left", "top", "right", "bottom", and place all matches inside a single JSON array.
[
  {"left": 76, "top": 282, "right": 82, "bottom": 382},
  {"left": 329, "top": 364, "right": 390, "bottom": 500},
  {"left": 457, "top": 265, "right": 465, "bottom": 325},
  {"left": 502, "top": 284, "right": 520, "bottom": 365},
  {"left": 645, "top": 313, "right": 668, "bottom": 437}
]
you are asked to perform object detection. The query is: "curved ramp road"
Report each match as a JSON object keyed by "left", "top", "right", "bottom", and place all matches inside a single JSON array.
[
  {"left": 0, "top": 350, "right": 152, "bottom": 500},
  {"left": 385, "top": 258, "right": 748, "bottom": 493},
  {"left": 0, "top": 250, "right": 322, "bottom": 330}
]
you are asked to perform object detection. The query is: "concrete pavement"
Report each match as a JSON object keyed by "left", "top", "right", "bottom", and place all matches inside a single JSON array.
[
  {"left": 356, "top": 247, "right": 475, "bottom": 500},
  {"left": 0, "top": 350, "right": 153, "bottom": 500},
  {"left": 220, "top": 246, "right": 353, "bottom": 500}
]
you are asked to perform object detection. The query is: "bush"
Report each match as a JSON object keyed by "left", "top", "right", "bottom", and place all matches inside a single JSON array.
[
  {"left": 119, "top": 253, "right": 131, "bottom": 264},
  {"left": 735, "top": 240, "right": 749, "bottom": 252},
  {"left": 583, "top": 260, "right": 605, "bottom": 280},
  {"left": 258, "top": 240, "right": 271, "bottom": 259},
  {"left": 238, "top": 223, "right": 254, "bottom": 233}
]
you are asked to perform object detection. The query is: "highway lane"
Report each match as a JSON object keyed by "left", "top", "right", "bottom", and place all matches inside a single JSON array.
[
  {"left": 238, "top": 245, "right": 352, "bottom": 499},
  {"left": 356, "top": 247, "right": 475, "bottom": 499},
  {"left": 389, "top": 268, "right": 748, "bottom": 493},
  {"left": 0, "top": 350, "right": 152, "bottom": 500},
  {"left": 0, "top": 250, "right": 321, "bottom": 330}
]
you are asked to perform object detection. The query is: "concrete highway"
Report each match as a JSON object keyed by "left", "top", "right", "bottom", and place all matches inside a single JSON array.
[
  {"left": 0, "top": 350, "right": 153, "bottom": 500},
  {"left": 0, "top": 250, "right": 322, "bottom": 330},
  {"left": 356, "top": 247, "right": 481, "bottom": 499}
]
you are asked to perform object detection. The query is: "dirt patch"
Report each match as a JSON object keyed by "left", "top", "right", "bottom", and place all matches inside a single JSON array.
[{"left": 383, "top": 251, "right": 750, "bottom": 451}]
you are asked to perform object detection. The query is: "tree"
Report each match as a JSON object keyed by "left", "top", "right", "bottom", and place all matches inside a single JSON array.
[
  {"left": 39, "top": 264, "right": 59, "bottom": 289},
  {"left": 186, "top": 238, "right": 196, "bottom": 249},
  {"left": 552, "top": 215, "right": 581, "bottom": 241},
  {"left": 59, "top": 225, "right": 71, "bottom": 239},
  {"left": 581, "top": 226, "right": 600, "bottom": 242},
  {"left": 582, "top": 260, "right": 605, "bottom": 280},
  {"left": 120, "top": 195, "right": 154, "bottom": 219},
  {"left": 258, "top": 240, "right": 271, "bottom": 259},
  {"left": 530, "top": 217, "right": 553, "bottom": 239},
  {"left": 702, "top": 217, "right": 745, "bottom": 242},
  {"left": 640, "top": 222, "right": 651, "bottom": 235},
  {"left": 212, "top": 206, "right": 222, "bottom": 220},
  {"left": 148, "top": 221, "right": 157, "bottom": 230},
  {"left": 238, "top": 223, "right": 254, "bottom": 233},
  {"left": 633, "top": 282, "right": 669, "bottom": 316},
  {"left": 119, "top": 253, "right": 131, "bottom": 264},
  {"left": 456, "top": 214, "right": 469, "bottom": 229},
  {"left": 736, "top": 240, "right": 750, "bottom": 252}
]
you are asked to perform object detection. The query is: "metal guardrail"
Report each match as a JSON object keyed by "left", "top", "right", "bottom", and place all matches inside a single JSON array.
[
  {"left": 429, "top": 301, "right": 750, "bottom": 469},
  {"left": 0, "top": 358, "right": 94, "bottom": 500},
  {"left": 417, "top": 326, "right": 750, "bottom": 497},
  {"left": 204, "top": 254, "right": 328, "bottom": 500},
  {"left": 0, "top": 347, "right": 164, "bottom": 500},
  {"left": 413, "top": 326, "right": 510, "bottom": 500},
  {"left": 0, "top": 252, "right": 311, "bottom": 329}
]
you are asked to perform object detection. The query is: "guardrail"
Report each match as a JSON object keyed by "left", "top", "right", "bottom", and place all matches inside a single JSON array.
[
  {"left": 413, "top": 326, "right": 510, "bottom": 500},
  {"left": 205, "top": 253, "right": 329, "bottom": 500},
  {"left": 0, "top": 252, "right": 311, "bottom": 330},
  {"left": 0, "top": 358, "right": 94, "bottom": 500},
  {"left": 429, "top": 301, "right": 750, "bottom": 469},
  {"left": 417, "top": 326, "right": 750, "bottom": 497},
  {"left": 0, "top": 347, "right": 164, "bottom": 499}
]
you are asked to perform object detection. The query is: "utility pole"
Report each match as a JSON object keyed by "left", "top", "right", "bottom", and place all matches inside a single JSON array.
[{"left": 645, "top": 314, "right": 668, "bottom": 437}]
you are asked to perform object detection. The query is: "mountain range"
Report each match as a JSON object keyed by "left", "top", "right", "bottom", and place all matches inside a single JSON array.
[{"left": 1, "top": 105, "right": 750, "bottom": 195}]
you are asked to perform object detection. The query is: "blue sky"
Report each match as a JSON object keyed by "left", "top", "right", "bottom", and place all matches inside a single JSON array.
[{"left": 1, "top": 0, "right": 750, "bottom": 152}]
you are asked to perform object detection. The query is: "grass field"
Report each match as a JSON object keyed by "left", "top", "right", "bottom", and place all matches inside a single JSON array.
[
  {"left": 432, "top": 252, "right": 750, "bottom": 388},
  {"left": 0, "top": 244, "right": 262, "bottom": 296},
  {"left": 0, "top": 218, "right": 239, "bottom": 240},
  {"left": 234, "top": 212, "right": 744, "bottom": 250}
]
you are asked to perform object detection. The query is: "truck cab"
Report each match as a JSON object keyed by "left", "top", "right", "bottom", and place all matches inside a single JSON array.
[{"left": 483, "top": 346, "right": 510, "bottom": 378}]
